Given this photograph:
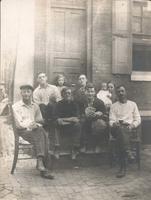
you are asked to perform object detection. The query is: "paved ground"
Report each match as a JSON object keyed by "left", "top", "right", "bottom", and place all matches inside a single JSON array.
[
  {"left": 1, "top": 116, "right": 151, "bottom": 200},
  {"left": 1, "top": 157, "right": 151, "bottom": 200}
]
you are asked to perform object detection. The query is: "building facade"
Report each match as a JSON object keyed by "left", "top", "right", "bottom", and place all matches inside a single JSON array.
[{"left": 1, "top": 0, "right": 151, "bottom": 142}]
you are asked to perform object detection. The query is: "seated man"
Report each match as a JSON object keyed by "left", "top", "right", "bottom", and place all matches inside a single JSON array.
[
  {"left": 81, "top": 83, "right": 108, "bottom": 153},
  {"left": 12, "top": 84, "right": 54, "bottom": 179},
  {"left": 55, "top": 87, "right": 81, "bottom": 159},
  {"left": 109, "top": 85, "right": 141, "bottom": 178}
]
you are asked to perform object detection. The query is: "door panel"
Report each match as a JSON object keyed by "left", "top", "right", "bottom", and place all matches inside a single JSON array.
[{"left": 50, "top": 3, "right": 86, "bottom": 84}]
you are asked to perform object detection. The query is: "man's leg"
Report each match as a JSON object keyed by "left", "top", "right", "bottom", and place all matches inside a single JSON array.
[
  {"left": 91, "top": 119, "right": 108, "bottom": 153},
  {"left": 80, "top": 120, "right": 92, "bottom": 152},
  {"left": 20, "top": 128, "right": 47, "bottom": 171},
  {"left": 54, "top": 127, "right": 61, "bottom": 159},
  {"left": 111, "top": 126, "right": 129, "bottom": 178},
  {"left": 20, "top": 128, "right": 54, "bottom": 179},
  {"left": 71, "top": 122, "right": 81, "bottom": 159}
]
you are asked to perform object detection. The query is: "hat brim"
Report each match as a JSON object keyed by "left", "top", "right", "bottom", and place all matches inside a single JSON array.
[{"left": 20, "top": 85, "right": 34, "bottom": 91}]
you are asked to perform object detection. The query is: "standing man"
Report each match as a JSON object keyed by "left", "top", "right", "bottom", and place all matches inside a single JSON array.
[
  {"left": 33, "top": 72, "right": 61, "bottom": 119},
  {"left": 109, "top": 85, "right": 141, "bottom": 178},
  {"left": 73, "top": 74, "right": 88, "bottom": 110},
  {"left": 13, "top": 85, "right": 54, "bottom": 179}
]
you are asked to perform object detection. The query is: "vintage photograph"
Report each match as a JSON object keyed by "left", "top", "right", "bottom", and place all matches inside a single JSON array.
[{"left": 0, "top": 0, "right": 151, "bottom": 199}]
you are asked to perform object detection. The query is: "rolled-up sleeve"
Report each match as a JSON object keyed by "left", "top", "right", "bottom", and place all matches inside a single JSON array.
[
  {"left": 33, "top": 89, "right": 41, "bottom": 105},
  {"left": 54, "top": 87, "right": 62, "bottom": 102},
  {"left": 109, "top": 104, "right": 117, "bottom": 127},
  {"left": 132, "top": 103, "right": 141, "bottom": 128},
  {"left": 34, "top": 104, "right": 44, "bottom": 124}
]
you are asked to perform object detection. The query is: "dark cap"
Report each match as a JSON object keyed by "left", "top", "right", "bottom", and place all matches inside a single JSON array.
[
  {"left": 20, "top": 84, "right": 34, "bottom": 91},
  {"left": 85, "top": 82, "right": 95, "bottom": 90}
]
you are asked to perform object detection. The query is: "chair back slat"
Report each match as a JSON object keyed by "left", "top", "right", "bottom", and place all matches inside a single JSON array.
[{"left": 9, "top": 103, "right": 19, "bottom": 138}]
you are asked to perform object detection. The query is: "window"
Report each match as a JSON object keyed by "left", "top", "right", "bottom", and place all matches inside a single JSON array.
[
  {"left": 131, "top": 0, "right": 151, "bottom": 80},
  {"left": 133, "top": 44, "right": 151, "bottom": 71},
  {"left": 132, "top": 0, "right": 151, "bottom": 35}
]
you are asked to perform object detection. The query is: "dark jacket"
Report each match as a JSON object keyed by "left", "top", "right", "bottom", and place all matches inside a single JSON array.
[{"left": 55, "top": 99, "right": 79, "bottom": 119}]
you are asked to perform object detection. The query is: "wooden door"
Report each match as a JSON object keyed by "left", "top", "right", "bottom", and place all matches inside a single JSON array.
[{"left": 49, "top": 0, "right": 87, "bottom": 84}]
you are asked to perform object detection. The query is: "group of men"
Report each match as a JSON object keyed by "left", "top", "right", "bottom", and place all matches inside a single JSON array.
[{"left": 12, "top": 72, "right": 141, "bottom": 179}]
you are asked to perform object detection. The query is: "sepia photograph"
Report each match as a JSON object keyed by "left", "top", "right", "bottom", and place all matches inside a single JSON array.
[{"left": 0, "top": 0, "right": 151, "bottom": 199}]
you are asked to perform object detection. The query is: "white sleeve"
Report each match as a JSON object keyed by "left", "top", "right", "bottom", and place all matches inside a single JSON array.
[
  {"left": 109, "top": 104, "right": 118, "bottom": 127},
  {"left": 33, "top": 89, "right": 41, "bottom": 104},
  {"left": 132, "top": 103, "right": 141, "bottom": 128}
]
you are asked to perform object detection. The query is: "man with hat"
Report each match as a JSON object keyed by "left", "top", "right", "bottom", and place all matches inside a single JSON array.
[{"left": 12, "top": 84, "right": 54, "bottom": 179}]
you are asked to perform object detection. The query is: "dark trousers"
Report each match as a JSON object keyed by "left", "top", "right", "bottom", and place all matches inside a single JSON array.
[
  {"left": 19, "top": 127, "right": 49, "bottom": 158},
  {"left": 56, "top": 122, "right": 81, "bottom": 148},
  {"left": 82, "top": 119, "right": 108, "bottom": 148},
  {"left": 111, "top": 125, "right": 132, "bottom": 169}
]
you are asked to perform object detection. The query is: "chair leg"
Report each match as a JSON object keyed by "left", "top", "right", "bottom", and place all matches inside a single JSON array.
[
  {"left": 11, "top": 138, "right": 19, "bottom": 174},
  {"left": 109, "top": 141, "right": 114, "bottom": 168},
  {"left": 136, "top": 142, "right": 141, "bottom": 170}
]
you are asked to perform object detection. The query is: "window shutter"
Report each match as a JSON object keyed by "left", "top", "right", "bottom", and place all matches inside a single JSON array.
[{"left": 112, "top": 0, "right": 132, "bottom": 74}]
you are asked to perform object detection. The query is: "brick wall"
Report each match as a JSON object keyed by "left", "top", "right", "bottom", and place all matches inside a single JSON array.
[{"left": 92, "top": 0, "right": 151, "bottom": 111}]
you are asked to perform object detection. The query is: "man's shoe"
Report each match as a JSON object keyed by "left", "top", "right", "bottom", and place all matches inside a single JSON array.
[
  {"left": 40, "top": 171, "right": 54, "bottom": 180},
  {"left": 54, "top": 151, "right": 60, "bottom": 159},
  {"left": 116, "top": 169, "right": 126, "bottom": 178},
  {"left": 95, "top": 146, "right": 101, "bottom": 153},
  {"left": 80, "top": 146, "right": 86, "bottom": 153},
  {"left": 37, "top": 158, "right": 46, "bottom": 172},
  {"left": 71, "top": 151, "right": 78, "bottom": 160}
]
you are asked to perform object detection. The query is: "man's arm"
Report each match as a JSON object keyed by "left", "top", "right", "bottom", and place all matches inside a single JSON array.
[
  {"left": 109, "top": 104, "right": 118, "bottom": 127},
  {"left": 33, "top": 89, "right": 41, "bottom": 105},
  {"left": 132, "top": 102, "right": 141, "bottom": 128},
  {"left": 35, "top": 104, "right": 44, "bottom": 125},
  {"left": 54, "top": 86, "right": 62, "bottom": 102},
  {"left": 12, "top": 106, "right": 30, "bottom": 129}
]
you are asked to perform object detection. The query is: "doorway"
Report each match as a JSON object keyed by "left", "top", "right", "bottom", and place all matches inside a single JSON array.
[{"left": 47, "top": 0, "right": 89, "bottom": 84}]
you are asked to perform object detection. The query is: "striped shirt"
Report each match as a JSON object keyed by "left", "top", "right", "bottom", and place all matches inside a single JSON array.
[
  {"left": 12, "top": 100, "right": 43, "bottom": 129},
  {"left": 33, "top": 84, "right": 61, "bottom": 105}
]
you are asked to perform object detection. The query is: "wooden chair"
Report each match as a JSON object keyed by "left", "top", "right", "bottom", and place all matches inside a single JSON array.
[
  {"left": 10, "top": 104, "right": 35, "bottom": 174},
  {"left": 109, "top": 126, "right": 141, "bottom": 170}
]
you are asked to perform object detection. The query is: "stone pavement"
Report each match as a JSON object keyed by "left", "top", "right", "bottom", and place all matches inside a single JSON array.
[
  {"left": 1, "top": 116, "right": 151, "bottom": 200},
  {"left": 1, "top": 153, "right": 151, "bottom": 200}
]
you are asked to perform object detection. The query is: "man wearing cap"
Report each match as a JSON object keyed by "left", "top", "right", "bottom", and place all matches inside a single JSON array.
[
  {"left": 12, "top": 84, "right": 54, "bottom": 179},
  {"left": 33, "top": 72, "right": 61, "bottom": 120}
]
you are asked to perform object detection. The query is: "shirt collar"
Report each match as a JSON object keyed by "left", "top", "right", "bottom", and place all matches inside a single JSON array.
[
  {"left": 39, "top": 83, "right": 49, "bottom": 89},
  {"left": 20, "top": 100, "right": 34, "bottom": 107}
]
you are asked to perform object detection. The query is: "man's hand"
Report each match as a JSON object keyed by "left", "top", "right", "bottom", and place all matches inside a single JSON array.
[
  {"left": 57, "top": 118, "right": 64, "bottom": 125},
  {"left": 127, "top": 124, "right": 135, "bottom": 130},
  {"left": 95, "top": 111, "right": 103, "bottom": 118},
  {"left": 68, "top": 117, "right": 79, "bottom": 123},
  {"left": 28, "top": 122, "right": 38, "bottom": 130},
  {"left": 112, "top": 121, "right": 120, "bottom": 128}
]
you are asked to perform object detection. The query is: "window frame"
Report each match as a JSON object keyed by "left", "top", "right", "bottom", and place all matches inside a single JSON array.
[{"left": 131, "top": 0, "right": 151, "bottom": 80}]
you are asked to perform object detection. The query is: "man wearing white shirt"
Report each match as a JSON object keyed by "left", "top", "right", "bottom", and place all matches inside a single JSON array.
[
  {"left": 33, "top": 72, "right": 61, "bottom": 120},
  {"left": 13, "top": 85, "right": 54, "bottom": 179},
  {"left": 109, "top": 85, "right": 141, "bottom": 178}
]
